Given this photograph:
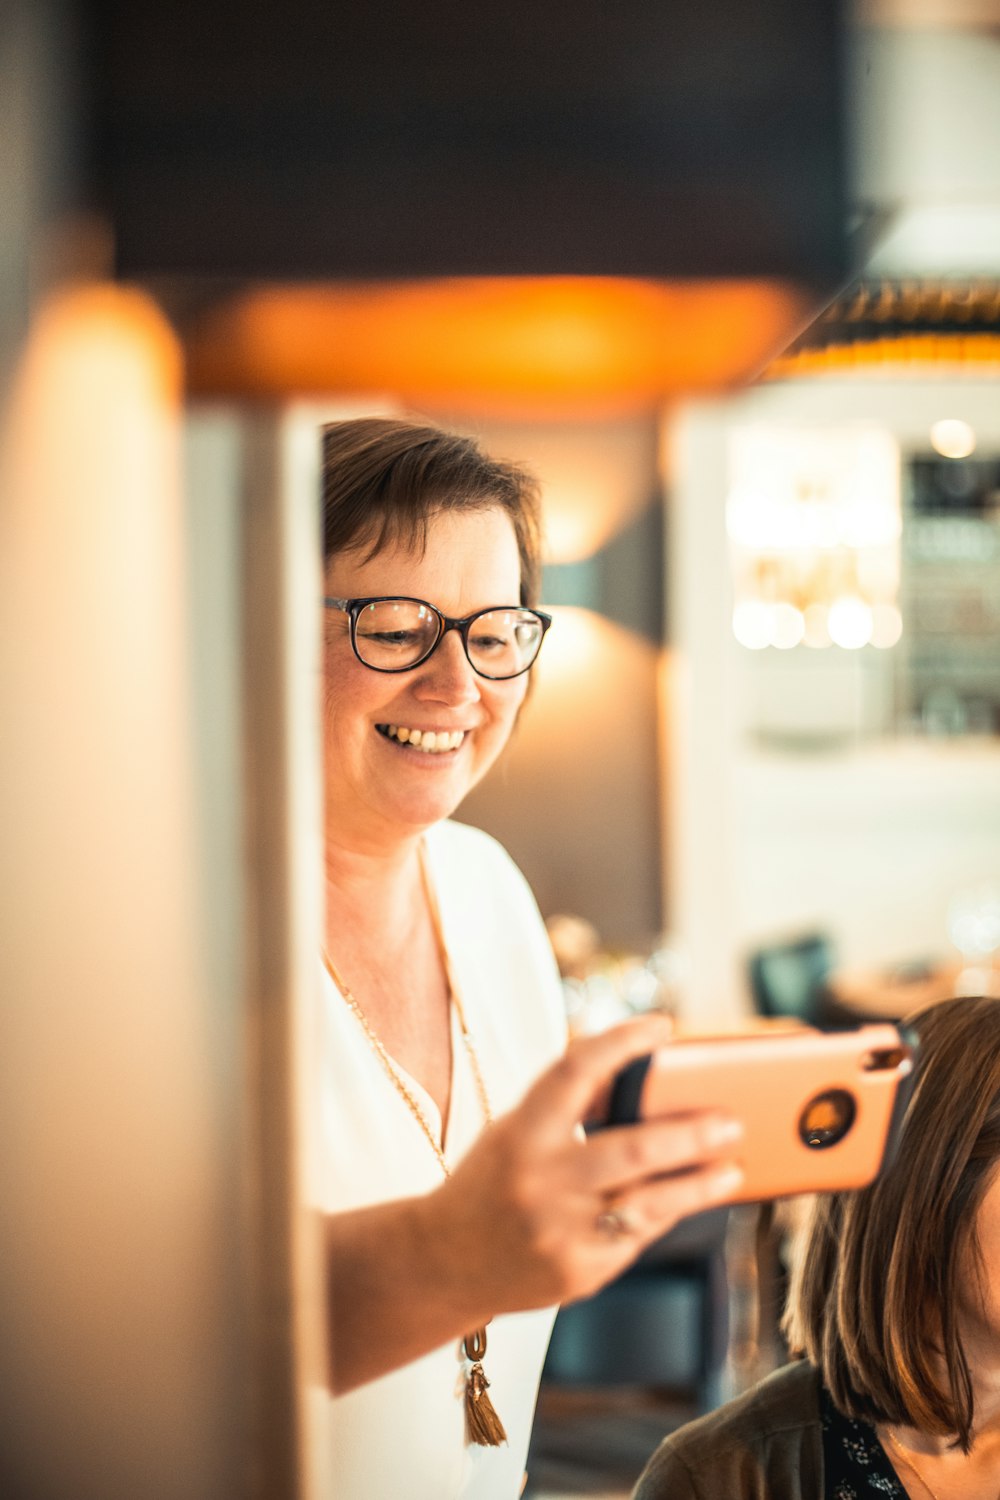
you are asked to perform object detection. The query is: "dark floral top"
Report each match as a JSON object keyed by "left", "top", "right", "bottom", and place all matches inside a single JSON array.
[{"left": 821, "top": 1386, "right": 908, "bottom": 1498}]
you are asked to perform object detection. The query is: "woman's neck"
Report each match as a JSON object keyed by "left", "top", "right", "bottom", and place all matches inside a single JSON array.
[
  {"left": 969, "top": 1363, "right": 1000, "bottom": 1446},
  {"left": 323, "top": 826, "right": 454, "bottom": 1122},
  {"left": 889, "top": 1360, "right": 1000, "bottom": 1459},
  {"left": 324, "top": 829, "right": 423, "bottom": 924}
]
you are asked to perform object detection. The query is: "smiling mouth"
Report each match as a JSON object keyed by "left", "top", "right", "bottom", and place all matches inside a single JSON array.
[{"left": 376, "top": 724, "right": 466, "bottom": 754}]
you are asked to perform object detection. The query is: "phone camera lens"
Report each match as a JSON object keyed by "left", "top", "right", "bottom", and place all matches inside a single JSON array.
[{"left": 799, "top": 1089, "right": 856, "bottom": 1150}]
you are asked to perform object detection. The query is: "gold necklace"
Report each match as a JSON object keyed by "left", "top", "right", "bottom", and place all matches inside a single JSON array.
[
  {"left": 884, "top": 1430, "right": 943, "bottom": 1500},
  {"left": 322, "top": 846, "right": 506, "bottom": 1448},
  {"left": 883, "top": 1427, "right": 1000, "bottom": 1500}
]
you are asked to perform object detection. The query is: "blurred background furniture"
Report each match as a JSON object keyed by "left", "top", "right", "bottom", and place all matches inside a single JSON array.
[
  {"left": 747, "top": 930, "right": 839, "bottom": 1028},
  {"left": 752, "top": 932, "right": 971, "bottom": 1027},
  {"left": 826, "top": 958, "right": 963, "bottom": 1019},
  {"left": 540, "top": 1206, "right": 731, "bottom": 1414}
]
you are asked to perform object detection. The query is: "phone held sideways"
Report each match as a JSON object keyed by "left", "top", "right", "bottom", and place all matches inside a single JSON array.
[{"left": 605, "top": 1024, "right": 918, "bottom": 1205}]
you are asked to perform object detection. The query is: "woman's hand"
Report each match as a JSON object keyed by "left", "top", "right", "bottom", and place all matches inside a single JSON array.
[
  {"left": 324, "top": 1014, "right": 743, "bottom": 1393},
  {"left": 425, "top": 1013, "right": 745, "bottom": 1319}
]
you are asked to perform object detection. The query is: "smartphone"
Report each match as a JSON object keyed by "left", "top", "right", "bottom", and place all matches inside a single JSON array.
[{"left": 605, "top": 1023, "right": 918, "bottom": 1203}]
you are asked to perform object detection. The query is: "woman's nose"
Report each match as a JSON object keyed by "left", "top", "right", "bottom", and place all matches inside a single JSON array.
[{"left": 413, "top": 628, "right": 481, "bottom": 703}]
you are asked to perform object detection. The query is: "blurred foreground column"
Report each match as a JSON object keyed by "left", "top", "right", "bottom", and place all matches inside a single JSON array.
[
  {"left": 0, "top": 287, "right": 252, "bottom": 1500},
  {"left": 663, "top": 402, "right": 744, "bottom": 1029}
]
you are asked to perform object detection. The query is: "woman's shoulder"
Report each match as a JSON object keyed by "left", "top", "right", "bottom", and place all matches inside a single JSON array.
[
  {"left": 426, "top": 819, "right": 566, "bottom": 1059},
  {"left": 426, "top": 818, "right": 530, "bottom": 891},
  {"left": 633, "top": 1361, "right": 823, "bottom": 1500}
]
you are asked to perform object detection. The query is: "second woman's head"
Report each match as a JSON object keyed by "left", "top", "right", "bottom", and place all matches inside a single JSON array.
[
  {"left": 784, "top": 994, "right": 1000, "bottom": 1449},
  {"left": 320, "top": 418, "right": 548, "bottom": 847}
]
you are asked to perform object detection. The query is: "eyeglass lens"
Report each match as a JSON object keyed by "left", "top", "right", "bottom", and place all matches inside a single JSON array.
[{"left": 353, "top": 600, "right": 544, "bottom": 677}]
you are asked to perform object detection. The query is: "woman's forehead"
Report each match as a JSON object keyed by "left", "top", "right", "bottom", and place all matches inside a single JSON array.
[{"left": 325, "top": 506, "right": 521, "bottom": 602}]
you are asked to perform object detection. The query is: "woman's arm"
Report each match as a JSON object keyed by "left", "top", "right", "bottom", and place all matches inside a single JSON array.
[
  {"left": 324, "top": 1014, "right": 744, "bottom": 1393},
  {"left": 322, "top": 1192, "right": 488, "bottom": 1392}
]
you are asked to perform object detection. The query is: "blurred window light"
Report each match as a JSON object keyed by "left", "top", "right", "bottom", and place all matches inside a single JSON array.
[
  {"left": 802, "top": 602, "right": 831, "bottom": 649},
  {"left": 870, "top": 602, "right": 903, "bottom": 651},
  {"left": 731, "top": 597, "right": 779, "bottom": 651},
  {"left": 732, "top": 599, "right": 774, "bottom": 651},
  {"left": 727, "top": 424, "right": 901, "bottom": 652},
  {"left": 929, "top": 418, "right": 977, "bottom": 460},
  {"left": 828, "top": 595, "right": 874, "bottom": 651},
  {"left": 772, "top": 602, "right": 805, "bottom": 650}
]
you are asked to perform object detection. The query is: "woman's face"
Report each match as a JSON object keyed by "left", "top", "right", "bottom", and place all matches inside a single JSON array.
[
  {"left": 323, "top": 505, "right": 529, "bottom": 850},
  {"left": 955, "top": 1161, "right": 1000, "bottom": 1371}
]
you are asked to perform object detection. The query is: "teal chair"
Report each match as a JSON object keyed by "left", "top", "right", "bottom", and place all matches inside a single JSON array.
[
  {"left": 747, "top": 931, "right": 852, "bottom": 1030},
  {"left": 539, "top": 1206, "right": 731, "bottom": 1414}
]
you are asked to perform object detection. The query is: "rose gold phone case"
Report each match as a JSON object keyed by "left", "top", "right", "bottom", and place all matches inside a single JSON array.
[{"left": 631, "top": 1024, "right": 916, "bottom": 1203}]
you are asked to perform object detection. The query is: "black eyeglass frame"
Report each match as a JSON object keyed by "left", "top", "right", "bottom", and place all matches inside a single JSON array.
[{"left": 324, "top": 595, "right": 553, "bottom": 680}]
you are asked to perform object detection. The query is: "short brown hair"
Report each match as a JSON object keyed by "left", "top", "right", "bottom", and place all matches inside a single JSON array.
[
  {"left": 783, "top": 994, "right": 1000, "bottom": 1450},
  {"left": 321, "top": 417, "right": 543, "bottom": 607}
]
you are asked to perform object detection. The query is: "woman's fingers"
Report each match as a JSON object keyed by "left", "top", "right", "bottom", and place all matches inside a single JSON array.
[
  {"left": 443, "top": 1016, "right": 748, "bottom": 1311},
  {"left": 571, "top": 1114, "right": 746, "bottom": 1265},
  {"left": 515, "top": 1013, "right": 745, "bottom": 1194},
  {"left": 581, "top": 1111, "right": 745, "bottom": 1195},
  {"left": 596, "top": 1161, "right": 747, "bottom": 1249}
]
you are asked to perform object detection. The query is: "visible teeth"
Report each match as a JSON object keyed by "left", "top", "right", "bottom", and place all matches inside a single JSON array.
[{"left": 382, "top": 725, "right": 464, "bottom": 753}]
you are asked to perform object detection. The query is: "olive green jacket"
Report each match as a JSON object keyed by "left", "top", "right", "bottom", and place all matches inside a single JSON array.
[{"left": 632, "top": 1361, "right": 823, "bottom": 1500}]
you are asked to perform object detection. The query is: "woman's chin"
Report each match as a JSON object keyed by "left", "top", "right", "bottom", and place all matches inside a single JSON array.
[{"left": 381, "top": 774, "right": 472, "bottom": 835}]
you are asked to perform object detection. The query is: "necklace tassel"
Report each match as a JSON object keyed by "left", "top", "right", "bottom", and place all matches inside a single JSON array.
[
  {"left": 465, "top": 1362, "right": 507, "bottom": 1447},
  {"left": 463, "top": 1328, "right": 507, "bottom": 1447}
]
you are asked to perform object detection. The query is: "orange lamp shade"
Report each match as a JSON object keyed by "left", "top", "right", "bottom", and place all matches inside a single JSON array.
[{"left": 184, "top": 276, "right": 812, "bottom": 419}]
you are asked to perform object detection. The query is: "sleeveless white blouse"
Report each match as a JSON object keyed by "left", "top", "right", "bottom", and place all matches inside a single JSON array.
[{"left": 306, "top": 819, "right": 568, "bottom": 1499}]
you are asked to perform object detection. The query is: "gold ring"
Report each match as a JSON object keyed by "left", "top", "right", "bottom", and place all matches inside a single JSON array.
[{"left": 594, "top": 1206, "right": 639, "bottom": 1238}]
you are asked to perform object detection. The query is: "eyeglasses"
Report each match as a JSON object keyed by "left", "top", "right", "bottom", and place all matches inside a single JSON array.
[{"left": 324, "top": 596, "right": 552, "bottom": 679}]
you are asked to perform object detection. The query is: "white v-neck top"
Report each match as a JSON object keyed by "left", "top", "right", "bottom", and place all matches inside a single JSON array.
[{"left": 307, "top": 819, "right": 568, "bottom": 1499}]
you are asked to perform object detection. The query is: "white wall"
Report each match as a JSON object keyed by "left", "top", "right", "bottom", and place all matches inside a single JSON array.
[
  {"left": 851, "top": 26, "right": 1000, "bottom": 277},
  {"left": 735, "top": 742, "right": 1000, "bottom": 967},
  {"left": 666, "top": 378, "right": 1000, "bottom": 1026}
]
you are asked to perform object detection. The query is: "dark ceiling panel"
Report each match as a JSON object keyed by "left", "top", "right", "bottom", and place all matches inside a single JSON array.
[{"left": 81, "top": 0, "right": 849, "bottom": 284}]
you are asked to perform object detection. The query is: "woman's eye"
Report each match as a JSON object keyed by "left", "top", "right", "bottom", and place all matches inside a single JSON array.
[
  {"left": 470, "top": 632, "right": 509, "bottom": 653},
  {"left": 366, "top": 629, "right": 422, "bottom": 647}
]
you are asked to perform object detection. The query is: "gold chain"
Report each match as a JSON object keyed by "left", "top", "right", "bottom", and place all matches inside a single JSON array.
[
  {"left": 321, "top": 843, "right": 493, "bottom": 1168},
  {"left": 884, "top": 1424, "right": 1000, "bottom": 1500},
  {"left": 320, "top": 947, "right": 493, "bottom": 1172},
  {"left": 322, "top": 841, "right": 508, "bottom": 1446},
  {"left": 884, "top": 1430, "right": 942, "bottom": 1500}
]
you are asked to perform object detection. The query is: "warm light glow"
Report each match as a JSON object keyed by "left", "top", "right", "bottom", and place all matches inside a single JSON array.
[
  {"left": 486, "top": 416, "right": 661, "bottom": 565},
  {"left": 527, "top": 605, "right": 663, "bottom": 723},
  {"left": 870, "top": 602, "right": 903, "bottom": 649},
  {"left": 771, "top": 603, "right": 806, "bottom": 650},
  {"left": 767, "top": 334, "right": 1000, "bottom": 381},
  {"left": 533, "top": 605, "right": 611, "bottom": 680},
  {"left": 727, "top": 426, "right": 900, "bottom": 550},
  {"left": 732, "top": 600, "right": 774, "bottom": 651},
  {"left": 930, "top": 418, "right": 976, "bottom": 459},
  {"left": 828, "top": 596, "right": 874, "bottom": 650},
  {"left": 727, "top": 424, "right": 901, "bottom": 652},
  {"left": 803, "top": 603, "right": 831, "bottom": 648},
  {"left": 0, "top": 285, "right": 230, "bottom": 1491},
  {"left": 184, "top": 276, "right": 812, "bottom": 419}
]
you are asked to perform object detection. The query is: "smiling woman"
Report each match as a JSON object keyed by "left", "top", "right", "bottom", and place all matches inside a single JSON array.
[
  {"left": 311, "top": 417, "right": 747, "bottom": 1500},
  {"left": 322, "top": 505, "right": 531, "bottom": 843}
]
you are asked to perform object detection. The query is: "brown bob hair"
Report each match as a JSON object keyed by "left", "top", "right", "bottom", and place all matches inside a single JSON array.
[
  {"left": 783, "top": 994, "right": 1000, "bottom": 1450},
  {"left": 321, "top": 417, "right": 544, "bottom": 607}
]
